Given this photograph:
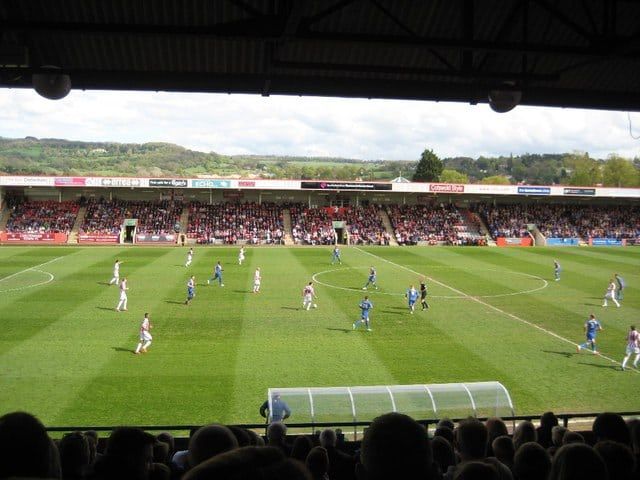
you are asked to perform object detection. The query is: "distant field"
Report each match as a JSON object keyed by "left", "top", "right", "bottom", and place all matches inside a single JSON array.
[{"left": 0, "top": 246, "right": 638, "bottom": 427}]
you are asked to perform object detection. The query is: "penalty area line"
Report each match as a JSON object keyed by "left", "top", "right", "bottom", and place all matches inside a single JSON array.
[
  {"left": 353, "top": 247, "right": 632, "bottom": 373},
  {"left": 0, "top": 256, "right": 63, "bottom": 283}
]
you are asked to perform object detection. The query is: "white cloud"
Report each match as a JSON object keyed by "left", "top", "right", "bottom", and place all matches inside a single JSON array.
[{"left": 1, "top": 89, "right": 639, "bottom": 160}]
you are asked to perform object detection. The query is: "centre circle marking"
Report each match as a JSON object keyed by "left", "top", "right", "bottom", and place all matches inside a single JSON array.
[
  {"left": 0, "top": 269, "right": 55, "bottom": 293},
  {"left": 311, "top": 266, "right": 548, "bottom": 298}
]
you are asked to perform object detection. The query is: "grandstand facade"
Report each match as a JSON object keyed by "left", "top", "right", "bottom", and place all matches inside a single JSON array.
[{"left": 1, "top": 175, "right": 638, "bottom": 247}]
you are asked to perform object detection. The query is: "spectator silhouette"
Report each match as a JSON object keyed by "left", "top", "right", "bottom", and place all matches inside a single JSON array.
[
  {"left": 358, "top": 412, "right": 434, "bottom": 480},
  {"left": 513, "top": 442, "right": 551, "bottom": 480},
  {"left": 453, "top": 461, "right": 499, "bottom": 480},
  {"left": 592, "top": 412, "right": 631, "bottom": 446},
  {"left": 435, "top": 426, "right": 455, "bottom": 446},
  {"left": 59, "top": 431, "right": 91, "bottom": 480},
  {"left": 548, "top": 443, "right": 608, "bottom": 480},
  {"left": 0, "top": 411, "right": 58, "bottom": 479},
  {"left": 537, "top": 412, "right": 559, "bottom": 449},
  {"left": 291, "top": 436, "right": 314, "bottom": 462},
  {"left": 432, "top": 435, "right": 456, "bottom": 477},
  {"left": 90, "top": 427, "right": 156, "bottom": 480},
  {"left": 188, "top": 424, "right": 238, "bottom": 468},
  {"left": 306, "top": 446, "right": 330, "bottom": 480},
  {"left": 182, "top": 446, "right": 310, "bottom": 480},
  {"left": 485, "top": 418, "right": 508, "bottom": 457},
  {"left": 512, "top": 421, "right": 537, "bottom": 452},
  {"left": 563, "top": 432, "right": 585, "bottom": 445},
  {"left": 594, "top": 440, "right": 636, "bottom": 480},
  {"left": 267, "top": 421, "right": 292, "bottom": 457},
  {"left": 319, "top": 428, "right": 355, "bottom": 480},
  {"left": 491, "top": 436, "right": 514, "bottom": 471}
]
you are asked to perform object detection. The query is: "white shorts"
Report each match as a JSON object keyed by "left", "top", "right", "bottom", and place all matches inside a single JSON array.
[
  {"left": 303, "top": 294, "right": 312, "bottom": 303},
  {"left": 140, "top": 331, "right": 152, "bottom": 342},
  {"left": 626, "top": 345, "right": 640, "bottom": 356},
  {"left": 254, "top": 280, "right": 261, "bottom": 287},
  {"left": 239, "top": 254, "right": 245, "bottom": 261},
  {"left": 604, "top": 291, "right": 615, "bottom": 299},
  {"left": 120, "top": 292, "right": 128, "bottom": 301}
]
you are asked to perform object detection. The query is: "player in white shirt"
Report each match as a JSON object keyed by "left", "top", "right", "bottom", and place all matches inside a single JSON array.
[
  {"left": 238, "top": 247, "right": 245, "bottom": 265},
  {"left": 109, "top": 259, "right": 121, "bottom": 285},
  {"left": 253, "top": 267, "right": 261, "bottom": 293},
  {"left": 621, "top": 325, "right": 640, "bottom": 370},
  {"left": 602, "top": 278, "right": 621, "bottom": 307},
  {"left": 116, "top": 277, "right": 128, "bottom": 311},
  {"left": 134, "top": 313, "right": 153, "bottom": 354},
  {"left": 302, "top": 281, "right": 318, "bottom": 310},
  {"left": 185, "top": 248, "right": 194, "bottom": 267}
]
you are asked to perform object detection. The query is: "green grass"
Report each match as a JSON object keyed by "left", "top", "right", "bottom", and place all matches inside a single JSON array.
[{"left": 0, "top": 246, "right": 639, "bottom": 427}]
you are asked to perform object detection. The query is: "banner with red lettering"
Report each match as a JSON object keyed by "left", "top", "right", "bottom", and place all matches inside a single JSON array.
[
  {"left": 0, "top": 232, "right": 67, "bottom": 243},
  {"left": 496, "top": 237, "right": 533, "bottom": 247}
]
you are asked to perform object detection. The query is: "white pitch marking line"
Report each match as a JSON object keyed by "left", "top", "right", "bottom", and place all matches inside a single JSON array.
[
  {"left": 312, "top": 266, "right": 548, "bottom": 299},
  {"left": 354, "top": 247, "right": 633, "bottom": 373},
  {"left": 0, "top": 256, "right": 63, "bottom": 283},
  {"left": 0, "top": 269, "right": 55, "bottom": 293}
]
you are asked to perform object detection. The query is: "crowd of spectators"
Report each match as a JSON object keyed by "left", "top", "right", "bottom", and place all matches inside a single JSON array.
[
  {"left": 475, "top": 203, "right": 640, "bottom": 241},
  {"left": 5, "top": 200, "right": 79, "bottom": 233},
  {"left": 80, "top": 199, "right": 183, "bottom": 236},
  {"left": 187, "top": 202, "right": 284, "bottom": 244},
  {"left": 386, "top": 204, "right": 477, "bottom": 246},
  {"left": 1, "top": 410, "right": 638, "bottom": 480},
  {"left": 290, "top": 205, "right": 388, "bottom": 245}
]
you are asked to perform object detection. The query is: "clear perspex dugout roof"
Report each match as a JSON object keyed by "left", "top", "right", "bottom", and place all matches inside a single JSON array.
[{"left": 267, "top": 382, "right": 514, "bottom": 425}]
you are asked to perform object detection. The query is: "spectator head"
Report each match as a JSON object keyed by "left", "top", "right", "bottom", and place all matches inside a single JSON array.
[
  {"left": 434, "top": 426, "right": 455, "bottom": 446},
  {"left": 513, "top": 420, "right": 537, "bottom": 451},
  {"left": 153, "top": 440, "right": 170, "bottom": 464},
  {"left": 84, "top": 430, "right": 99, "bottom": 462},
  {"left": 188, "top": 424, "right": 239, "bottom": 467},
  {"left": 593, "top": 413, "right": 630, "bottom": 445},
  {"left": 594, "top": 440, "right": 635, "bottom": 480},
  {"left": 563, "top": 432, "right": 585, "bottom": 445},
  {"left": 485, "top": 418, "right": 508, "bottom": 456},
  {"left": 432, "top": 435, "right": 456, "bottom": 476},
  {"left": 549, "top": 443, "right": 608, "bottom": 480},
  {"left": 59, "top": 431, "right": 91, "bottom": 479},
  {"left": 246, "top": 430, "right": 265, "bottom": 447},
  {"left": 319, "top": 429, "right": 337, "bottom": 448},
  {"left": 227, "top": 426, "right": 252, "bottom": 447},
  {"left": 552, "top": 426, "right": 568, "bottom": 447},
  {"left": 491, "top": 436, "right": 514, "bottom": 469},
  {"left": 438, "top": 418, "right": 455, "bottom": 430},
  {"left": 453, "top": 461, "right": 499, "bottom": 480},
  {"left": 105, "top": 427, "right": 156, "bottom": 480},
  {"left": 267, "top": 422, "right": 288, "bottom": 445},
  {"left": 455, "top": 418, "right": 488, "bottom": 461},
  {"left": 306, "top": 446, "right": 329, "bottom": 479},
  {"left": 513, "top": 442, "right": 551, "bottom": 480},
  {"left": 541, "top": 412, "right": 559, "bottom": 430},
  {"left": 183, "top": 446, "right": 310, "bottom": 480},
  {"left": 290, "top": 435, "right": 313, "bottom": 462},
  {"left": 359, "top": 412, "right": 433, "bottom": 480},
  {"left": 156, "top": 432, "right": 175, "bottom": 456},
  {"left": 0, "top": 411, "right": 56, "bottom": 479},
  {"left": 628, "top": 419, "right": 640, "bottom": 456}
]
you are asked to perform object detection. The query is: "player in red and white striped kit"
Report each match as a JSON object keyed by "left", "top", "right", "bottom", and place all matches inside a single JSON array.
[{"left": 302, "top": 281, "right": 317, "bottom": 311}]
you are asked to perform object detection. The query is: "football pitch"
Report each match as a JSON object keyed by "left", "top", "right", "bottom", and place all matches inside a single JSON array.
[{"left": 0, "top": 245, "right": 639, "bottom": 427}]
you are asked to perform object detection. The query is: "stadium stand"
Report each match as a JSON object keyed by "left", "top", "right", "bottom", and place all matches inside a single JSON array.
[
  {"left": 5, "top": 200, "right": 79, "bottom": 233},
  {"left": 474, "top": 203, "right": 640, "bottom": 241},
  {"left": 1, "top": 410, "right": 638, "bottom": 480},
  {"left": 186, "top": 202, "right": 284, "bottom": 244},
  {"left": 79, "top": 199, "right": 183, "bottom": 236},
  {"left": 290, "top": 205, "right": 388, "bottom": 245},
  {"left": 386, "top": 204, "right": 486, "bottom": 246}
]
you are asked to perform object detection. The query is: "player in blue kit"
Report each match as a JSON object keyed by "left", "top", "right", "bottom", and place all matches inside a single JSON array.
[
  {"left": 353, "top": 296, "right": 373, "bottom": 331},
  {"left": 405, "top": 285, "right": 419, "bottom": 314},
  {"left": 185, "top": 275, "right": 196, "bottom": 305},
  {"left": 362, "top": 266, "right": 378, "bottom": 290},
  {"left": 554, "top": 260, "right": 561, "bottom": 281},
  {"left": 331, "top": 246, "right": 342, "bottom": 265},
  {"left": 208, "top": 261, "right": 224, "bottom": 286},
  {"left": 577, "top": 314, "right": 603, "bottom": 354}
]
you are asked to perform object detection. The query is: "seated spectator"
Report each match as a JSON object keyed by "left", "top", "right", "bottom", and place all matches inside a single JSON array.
[
  {"left": 59, "top": 431, "right": 91, "bottom": 480},
  {"left": 434, "top": 426, "right": 455, "bottom": 448},
  {"left": 512, "top": 421, "right": 537, "bottom": 452},
  {"left": 563, "top": 431, "right": 585, "bottom": 445},
  {"left": 306, "top": 446, "right": 330, "bottom": 480},
  {"left": 90, "top": 427, "right": 156, "bottom": 480},
  {"left": 291, "top": 435, "right": 314, "bottom": 463},
  {"left": 0, "top": 411, "right": 58, "bottom": 479},
  {"left": 358, "top": 412, "right": 435, "bottom": 480},
  {"left": 491, "top": 436, "right": 514, "bottom": 471},
  {"left": 513, "top": 442, "right": 551, "bottom": 480},
  {"left": 319, "top": 428, "right": 355, "bottom": 480},
  {"left": 548, "top": 443, "right": 608, "bottom": 480},
  {"left": 485, "top": 418, "right": 509, "bottom": 456},
  {"left": 6, "top": 200, "right": 79, "bottom": 234},
  {"left": 537, "top": 411, "right": 559, "bottom": 449},
  {"left": 182, "top": 446, "right": 310, "bottom": 480},
  {"left": 188, "top": 424, "right": 238, "bottom": 468},
  {"left": 432, "top": 436, "right": 457, "bottom": 477},
  {"left": 592, "top": 412, "right": 631, "bottom": 446},
  {"left": 453, "top": 461, "right": 499, "bottom": 480},
  {"left": 594, "top": 440, "right": 636, "bottom": 480},
  {"left": 267, "top": 422, "right": 292, "bottom": 457}
]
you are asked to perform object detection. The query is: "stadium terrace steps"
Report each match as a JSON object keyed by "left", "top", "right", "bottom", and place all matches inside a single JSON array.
[
  {"left": 378, "top": 209, "right": 399, "bottom": 246},
  {"left": 178, "top": 206, "right": 190, "bottom": 237},
  {"left": 529, "top": 225, "right": 546, "bottom": 246},
  {"left": 282, "top": 209, "right": 294, "bottom": 245},
  {"left": 0, "top": 206, "right": 10, "bottom": 231},
  {"left": 67, "top": 206, "right": 86, "bottom": 244},
  {"left": 464, "top": 209, "right": 496, "bottom": 246}
]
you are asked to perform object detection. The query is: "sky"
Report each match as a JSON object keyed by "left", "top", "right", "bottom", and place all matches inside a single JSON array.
[{"left": 1, "top": 88, "right": 639, "bottom": 161}]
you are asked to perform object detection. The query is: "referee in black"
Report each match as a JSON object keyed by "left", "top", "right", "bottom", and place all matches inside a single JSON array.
[{"left": 420, "top": 280, "right": 429, "bottom": 311}]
